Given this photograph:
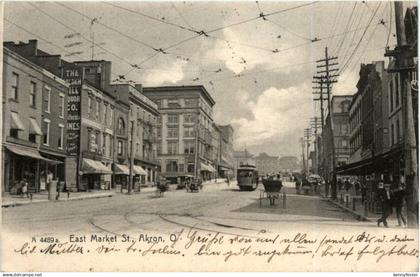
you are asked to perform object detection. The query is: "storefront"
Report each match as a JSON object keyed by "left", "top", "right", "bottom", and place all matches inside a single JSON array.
[
  {"left": 3, "top": 144, "right": 61, "bottom": 194},
  {"left": 81, "top": 158, "right": 113, "bottom": 191},
  {"left": 200, "top": 162, "right": 216, "bottom": 181}
]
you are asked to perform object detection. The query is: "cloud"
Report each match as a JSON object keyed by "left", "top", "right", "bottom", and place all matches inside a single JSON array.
[
  {"left": 142, "top": 58, "right": 187, "bottom": 86},
  {"left": 231, "top": 84, "right": 313, "bottom": 154},
  {"left": 206, "top": 27, "right": 306, "bottom": 75}
]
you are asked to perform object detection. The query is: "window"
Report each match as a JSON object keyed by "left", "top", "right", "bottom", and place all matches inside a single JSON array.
[
  {"left": 168, "top": 99, "right": 180, "bottom": 108},
  {"left": 342, "top": 140, "right": 348, "bottom": 148},
  {"left": 44, "top": 86, "right": 51, "bottom": 113},
  {"left": 59, "top": 93, "right": 65, "bottom": 118},
  {"left": 396, "top": 119, "right": 400, "bottom": 142},
  {"left": 166, "top": 160, "right": 178, "bottom": 172},
  {"left": 167, "top": 127, "right": 178, "bottom": 138},
  {"left": 96, "top": 99, "right": 100, "bottom": 120},
  {"left": 118, "top": 118, "right": 125, "bottom": 133},
  {"left": 118, "top": 140, "right": 123, "bottom": 155},
  {"left": 157, "top": 143, "right": 162, "bottom": 155},
  {"left": 154, "top": 100, "right": 161, "bottom": 108},
  {"left": 29, "top": 133, "right": 37, "bottom": 143},
  {"left": 43, "top": 119, "right": 50, "bottom": 145},
  {"left": 10, "top": 129, "right": 18, "bottom": 139},
  {"left": 391, "top": 123, "right": 395, "bottom": 145},
  {"left": 109, "top": 107, "right": 113, "bottom": 125},
  {"left": 109, "top": 135, "right": 113, "bottom": 157},
  {"left": 136, "top": 143, "right": 140, "bottom": 154},
  {"left": 395, "top": 75, "right": 400, "bottom": 107},
  {"left": 184, "top": 114, "right": 195, "bottom": 124},
  {"left": 179, "top": 164, "right": 185, "bottom": 173},
  {"left": 187, "top": 163, "right": 195, "bottom": 173},
  {"left": 58, "top": 124, "right": 64, "bottom": 149},
  {"left": 104, "top": 104, "right": 108, "bottom": 123},
  {"left": 184, "top": 98, "right": 197, "bottom": 107},
  {"left": 184, "top": 127, "right": 195, "bottom": 138},
  {"left": 389, "top": 81, "right": 394, "bottom": 112},
  {"left": 29, "top": 82, "right": 36, "bottom": 107},
  {"left": 88, "top": 96, "right": 93, "bottom": 116},
  {"left": 11, "top": 73, "right": 19, "bottom": 100},
  {"left": 167, "top": 114, "right": 179, "bottom": 124},
  {"left": 184, "top": 141, "right": 195, "bottom": 154},
  {"left": 103, "top": 133, "right": 107, "bottom": 153},
  {"left": 167, "top": 141, "right": 178, "bottom": 155}
]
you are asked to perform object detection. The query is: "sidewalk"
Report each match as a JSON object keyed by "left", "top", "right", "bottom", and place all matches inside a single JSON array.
[
  {"left": 326, "top": 190, "right": 405, "bottom": 227},
  {"left": 2, "top": 190, "right": 115, "bottom": 208}
]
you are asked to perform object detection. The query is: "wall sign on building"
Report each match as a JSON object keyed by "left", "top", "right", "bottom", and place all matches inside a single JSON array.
[{"left": 62, "top": 66, "right": 83, "bottom": 156}]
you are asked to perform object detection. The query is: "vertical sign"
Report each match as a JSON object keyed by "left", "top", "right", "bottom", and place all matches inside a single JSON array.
[{"left": 62, "top": 66, "right": 83, "bottom": 156}]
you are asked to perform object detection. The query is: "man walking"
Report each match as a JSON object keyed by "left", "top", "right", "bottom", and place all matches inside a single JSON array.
[
  {"left": 393, "top": 182, "right": 407, "bottom": 227},
  {"left": 377, "top": 183, "right": 393, "bottom": 227}
]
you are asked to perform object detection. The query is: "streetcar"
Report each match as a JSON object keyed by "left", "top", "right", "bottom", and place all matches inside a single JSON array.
[{"left": 237, "top": 164, "right": 259, "bottom": 191}]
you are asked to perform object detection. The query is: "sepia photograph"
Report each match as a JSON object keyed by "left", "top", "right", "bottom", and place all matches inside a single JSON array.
[{"left": 1, "top": 0, "right": 419, "bottom": 273}]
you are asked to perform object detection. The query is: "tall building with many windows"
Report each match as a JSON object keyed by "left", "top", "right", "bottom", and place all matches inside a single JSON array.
[{"left": 141, "top": 85, "right": 216, "bottom": 183}]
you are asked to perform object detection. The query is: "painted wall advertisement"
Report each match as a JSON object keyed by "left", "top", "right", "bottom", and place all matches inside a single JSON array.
[{"left": 62, "top": 66, "right": 83, "bottom": 156}]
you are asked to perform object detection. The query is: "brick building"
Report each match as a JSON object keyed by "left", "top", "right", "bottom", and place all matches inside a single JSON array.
[
  {"left": 142, "top": 86, "right": 216, "bottom": 183},
  {"left": 2, "top": 48, "right": 68, "bottom": 193}
]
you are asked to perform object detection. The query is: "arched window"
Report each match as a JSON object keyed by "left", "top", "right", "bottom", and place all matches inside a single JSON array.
[{"left": 118, "top": 118, "right": 125, "bottom": 133}]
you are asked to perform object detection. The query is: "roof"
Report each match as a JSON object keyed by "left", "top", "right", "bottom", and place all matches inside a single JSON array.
[{"left": 143, "top": 85, "right": 216, "bottom": 106}]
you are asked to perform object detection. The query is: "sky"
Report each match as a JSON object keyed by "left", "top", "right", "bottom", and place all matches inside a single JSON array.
[{"left": 3, "top": 1, "right": 415, "bottom": 158}]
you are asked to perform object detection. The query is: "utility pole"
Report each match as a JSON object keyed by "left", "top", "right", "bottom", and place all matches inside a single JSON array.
[
  {"left": 304, "top": 128, "right": 312, "bottom": 176},
  {"left": 385, "top": 2, "right": 418, "bottom": 227},
  {"left": 315, "top": 47, "right": 339, "bottom": 199},
  {"left": 128, "top": 120, "right": 135, "bottom": 194},
  {"left": 300, "top": 137, "right": 306, "bottom": 174},
  {"left": 311, "top": 117, "right": 322, "bottom": 175}
]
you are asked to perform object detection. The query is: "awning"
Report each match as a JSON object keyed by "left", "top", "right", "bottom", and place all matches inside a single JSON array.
[
  {"left": 11, "top": 112, "right": 25, "bottom": 130},
  {"left": 200, "top": 162, "right": 216, "bottom": 172},
  {"left": 82, "top": 158, "right": 112, "bottom": 174},
  {"left": 133, "top": 165, "right": 147, "bottom": 175},
  {"left": 5, "top": 145, "right": 61, "bottom": 164},
  {"left": 29, "top": 118, "right": 43, "bottom": 136},
  {"left": 114, "top": 164, "right": 129, "bottom": 175}
]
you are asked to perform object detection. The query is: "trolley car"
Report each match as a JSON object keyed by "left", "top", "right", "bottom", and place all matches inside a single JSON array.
[{"left": 237, "top": 164, "right": 259, "bottom": 191}]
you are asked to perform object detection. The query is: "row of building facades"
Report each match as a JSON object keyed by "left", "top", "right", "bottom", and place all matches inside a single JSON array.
[
  {"left": 310, "top": 7, "right": 417, "bottom": 203},
  {"left": 232, "top": 150, "right": 300, "bottom": 176},
  {"left": 2, "top": 40, "right": 235, "bottom": 194}
]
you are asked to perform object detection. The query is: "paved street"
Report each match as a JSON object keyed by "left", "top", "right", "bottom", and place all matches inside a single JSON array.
[{"left": 2, "top": 181, "right": 385, "bottom": 239}]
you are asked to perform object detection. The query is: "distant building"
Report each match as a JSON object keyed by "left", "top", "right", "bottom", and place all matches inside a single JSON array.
[
  {"left": 323, "top": 95, "right": 352, "bottom": 181},
  {"left": 233, "top": 149, "right": 255, "bottom": 178},
  {"left": 255, "top": 152, "right": 279, "bottom": 176},
  {"left": 142, "top": 86, "right": 216, "bottom": 182},
  {"left": 217, "top": 124, "right": 234, "bottom": 178},
  {"left": 278, "top": 156, "right": 299, "bottom": 172}
]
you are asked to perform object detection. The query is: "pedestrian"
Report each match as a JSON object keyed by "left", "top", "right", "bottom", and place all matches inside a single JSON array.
[
  {"left": 344, "top": 178, "right": 352, "bottom": 192},
  {"left": 20, "top": 178, "right": 29, "bottom": 198},
  {"left": 393, "top": 182, "right": 407, "bottom": 227},
  {"left": 361, "top": 183, "right": 367, "bottom": 204},
  {"left": 377, "top": 183, "right": 393, "bottom": 227},
  {"left": 226, "top": 177, "right": 230, "bottom": 187}
]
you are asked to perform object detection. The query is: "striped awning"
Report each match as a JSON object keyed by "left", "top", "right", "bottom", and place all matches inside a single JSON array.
[
  {"left": 11, "top": 112, "right": 25, "bottom": 130},
  {"left": 133, "top": 165, "right": 147, "bottom": 175},
  {"left": 82, "top": 158, "right": 112, "bottom": 174},
  {"left": 114, "top": 164, "right": 130, "bottom": 175},
  {"left": 29, "top": 118, "right": 43, "bottom": 136},
  {"left": 5, "top": 145, "right": 61, "bottom": 164}
]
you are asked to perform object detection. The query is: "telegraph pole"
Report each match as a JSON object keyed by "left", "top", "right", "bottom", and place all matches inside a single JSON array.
[
  {"left": 311, "top": 117, "right": 322, "bottom": 174},
  {"left": 385, "top": 2, "right": 418, "bottom": 227},
  {"left": 304, "top": 128, "right": 312, "bottom": 176},
  {"left": 300, "top": 137, "right": 306, "bottom": 174},
  {"left": 315, "top": 47, "right": 339, "bottom": 199}
]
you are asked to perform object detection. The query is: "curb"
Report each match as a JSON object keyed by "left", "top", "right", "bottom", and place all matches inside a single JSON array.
[
  {"left": 326, "top": 198, "right": 371, "bottom": 222},
  {"left": 2, "top": 192, "right": 114, "bottom": 208}
]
